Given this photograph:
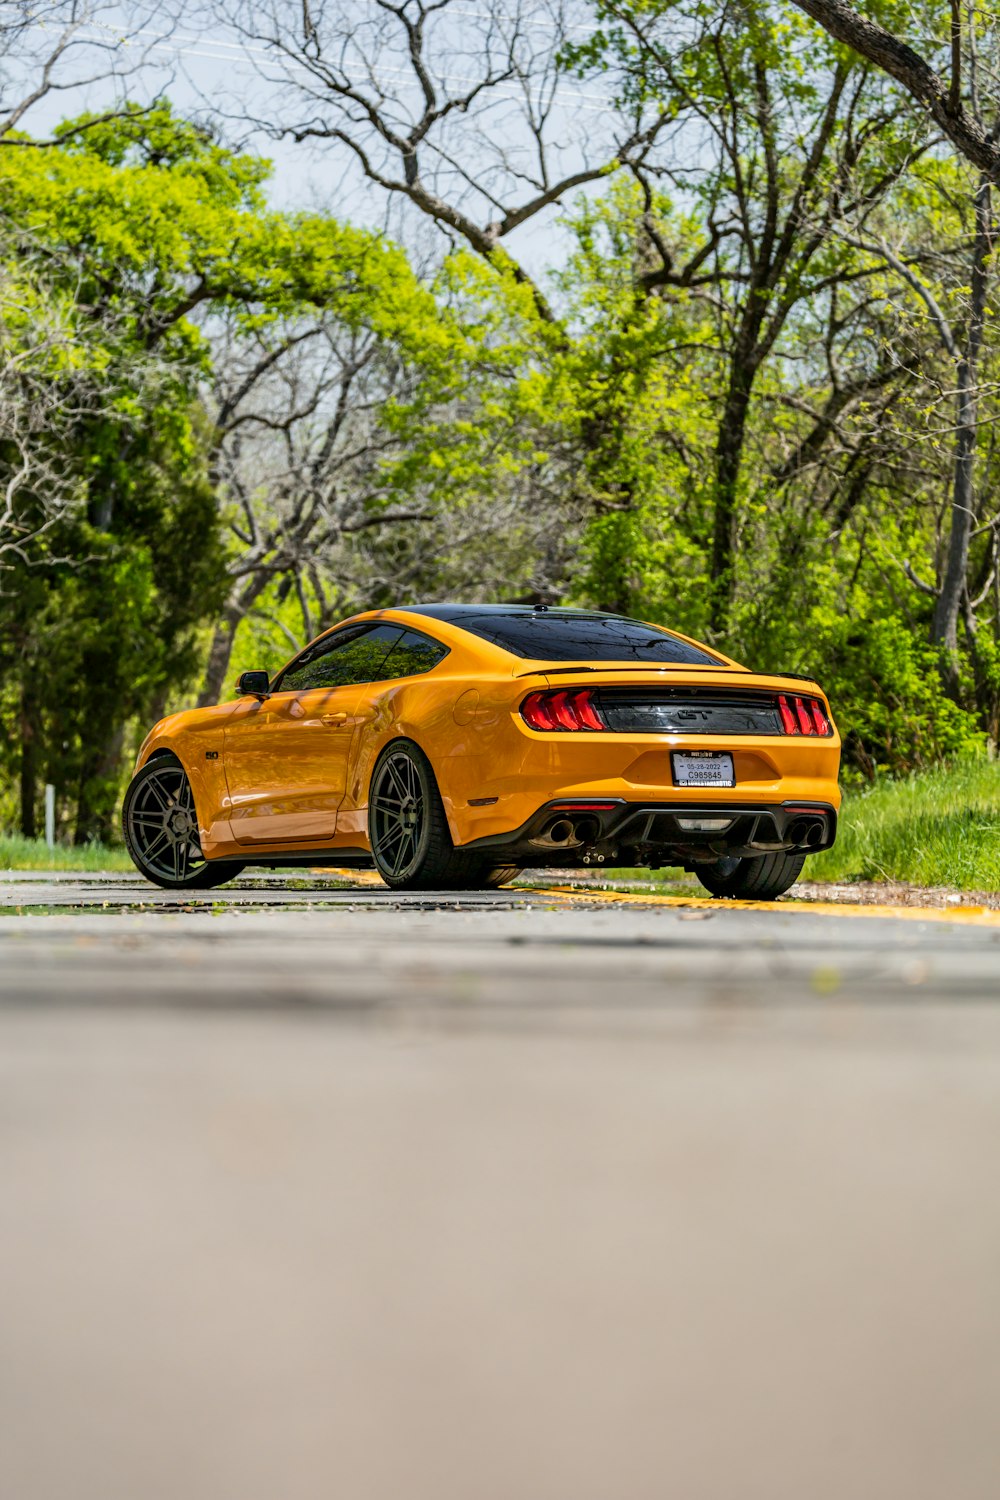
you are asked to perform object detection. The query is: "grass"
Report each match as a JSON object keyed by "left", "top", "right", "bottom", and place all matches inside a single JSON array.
[
  {"left": 2, "top": 753, "right": 999, "bottom": 890},
  {"left": 0, "top": 835, "right": 133, "bottom": 872},
  {"left": 806, "top": 754, "right": 1000, "bottom": 891}
]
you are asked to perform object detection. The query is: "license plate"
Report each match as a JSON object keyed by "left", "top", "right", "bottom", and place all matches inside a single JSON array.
[{"left": 671, "top": 751, "right": 735, "bottom": 788}]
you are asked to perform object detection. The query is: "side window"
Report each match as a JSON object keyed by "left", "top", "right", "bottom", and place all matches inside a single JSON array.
[
  {"left": 379, "top": 628, "right": 449, "bottom": 680},
  {"left": 277, "top": 625, "right": 403, "bottom": 692}
]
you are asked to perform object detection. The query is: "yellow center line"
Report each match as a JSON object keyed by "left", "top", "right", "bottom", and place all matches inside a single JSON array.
[
  {"left": 532, "top": 884, "right": 1000, "bottom": 927},
  {"left": 321, "top": 867, "right": 1000, "bottom": 926}
]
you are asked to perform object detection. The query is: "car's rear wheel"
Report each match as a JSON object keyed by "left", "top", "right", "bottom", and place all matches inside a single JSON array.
[
  {"left": 369, "top": 740, "right": 512, "bottom": 891},
  {"left": 481, "top": 866, "right": 520, "bottom": 889},
  {"left": 123, "top": 757, "right": 245, "bottom": 890},
  {"left": 695, "top": 851, "right": 806, "bottom": 901}
]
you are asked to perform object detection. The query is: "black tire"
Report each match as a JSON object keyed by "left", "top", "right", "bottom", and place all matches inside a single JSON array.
[
  {"left": 369, "top": 740, "right": 501, "bottom": 890},
  {"left": 123, "top": 757, "right": 245, "bottom": 890},
  {"left": 482, "top": 866, "right": 520, "bottom": 889},
  {"left": 695, "top": 851, "right": 806, "bottom": 900}
]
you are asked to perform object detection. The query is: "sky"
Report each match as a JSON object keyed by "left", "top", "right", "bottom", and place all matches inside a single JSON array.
[{"left": 9, "top": 1, "right": 623, "bottom": 284}]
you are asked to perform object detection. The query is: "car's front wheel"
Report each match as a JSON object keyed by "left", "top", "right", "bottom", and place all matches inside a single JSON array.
[
  {"left": 695, "top": 851, "right": 805, "bottom": 901},
  {"left": 123, "top": 757, "right": 244, "bottom": 890},
  {"left": 369, "top": 740, "right": 514, "bottom": 891}
]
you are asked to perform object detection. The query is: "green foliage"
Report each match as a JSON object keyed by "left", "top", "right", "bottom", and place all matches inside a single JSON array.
[
  {"left": 4, "top": 25, "right": 1000, "bottom": 880},
  {"left": 809, "top": 754, "right": 1000, "bottom": 889},
  {"left": 0, "top": 836, "right": 132, "bottom": 871},
  {"left": 2, "top": 103, "right": 443, "bottom": 839}
]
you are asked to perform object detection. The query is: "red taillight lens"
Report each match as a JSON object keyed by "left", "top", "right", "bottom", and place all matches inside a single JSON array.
[
  {"left": 810, "top": 700, "right": 831, "bottom": 736},
  {"left": 520, "top": 688, "right": 606, "bottom": 732},
  {"left": 777, "top": 692, "right": 832, "bottom": 736},
  {"left": 794, "top": 696, "right": 815, "bottom": 735},
  {"left": 521, "top": 691, "right": 560, "bottom": 731},
  {"left": 549, "top": 691, "right": 581, "bottom": 730},
  {"left": 572, "top": 689, "right": 605, "bottom": 730}
]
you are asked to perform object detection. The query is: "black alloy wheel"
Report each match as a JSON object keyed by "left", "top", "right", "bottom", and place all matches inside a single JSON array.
[
  {"left": 123, "top": 757, "right": 244, "bottom": 890},
  {"left": 370, "top": 745, "right": 429, "bottom": 884},
  {"left": 695, "top": 850, "right": 806, "bottom": 901},
  {"left": 369, "top": 740, "right": 517, "bottom": 891}
]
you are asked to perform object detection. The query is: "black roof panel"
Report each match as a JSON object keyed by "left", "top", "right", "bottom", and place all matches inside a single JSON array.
[{"left": 400, "top": 603, "right": 609, "bottom": 619}]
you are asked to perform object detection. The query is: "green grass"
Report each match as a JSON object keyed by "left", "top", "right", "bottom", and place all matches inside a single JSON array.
[
  {"left": 806, "top": 755, "right": 1000, "bottom": 891},
  {"left": 0, "top": 835, "right": 133, "bottom": 872},
  {"left": 3, "top": 754, "right": 1000, "bottom": 890}
]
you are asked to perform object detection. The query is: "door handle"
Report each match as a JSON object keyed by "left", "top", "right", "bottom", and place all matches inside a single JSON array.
[{"left": 321, "top": 712, "right": 348, "bottom": 726}]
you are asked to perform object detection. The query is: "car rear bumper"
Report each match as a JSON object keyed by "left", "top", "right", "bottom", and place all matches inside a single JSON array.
[{"left": 464, "top": 797, "right": 838, "bottom": 865}]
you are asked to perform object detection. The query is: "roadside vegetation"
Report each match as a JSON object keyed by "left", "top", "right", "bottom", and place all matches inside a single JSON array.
[
  {"left": 4, "top": 3, "right": 1000, "bottom": 884},
  {"left": 807, "top": 756, "right": 1000, "bottom": 891},
  {"left": 0, "top": 836, "right": 132, "bottom": 873},
  {"left": 4, "top": 756, "right": 999, "bottom": 890}
]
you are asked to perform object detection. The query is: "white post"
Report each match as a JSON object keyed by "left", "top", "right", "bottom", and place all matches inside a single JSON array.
[{"left": 44, "top": 784, "right": 56, "bottom": 849}]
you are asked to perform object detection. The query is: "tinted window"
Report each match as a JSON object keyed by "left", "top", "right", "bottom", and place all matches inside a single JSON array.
[
  {"left": 277, "top": 625, "right": 403, "bottom": 692},
  {"left": 380, "top": 628, "right": 448, "bottom": 680},
  {"left": 449, "top": 612, "right": 722, "bottom": 664}
]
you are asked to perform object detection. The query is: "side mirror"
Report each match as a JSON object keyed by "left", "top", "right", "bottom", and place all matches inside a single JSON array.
[{"left": 236, "top": 669, "right": 271, "bottom": 699}]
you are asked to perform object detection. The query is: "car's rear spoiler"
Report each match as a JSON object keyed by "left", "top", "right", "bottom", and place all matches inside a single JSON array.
[{"left": 513, "top": 663, "right": 749, "bottom": 678}]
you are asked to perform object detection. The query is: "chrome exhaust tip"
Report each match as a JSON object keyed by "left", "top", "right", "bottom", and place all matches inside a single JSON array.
[
  {"left": 531, "top": 816, "right": 580, "bottom": 848},
  {"left": 788, "top": 816, "right": 825, "bottom": 848}
]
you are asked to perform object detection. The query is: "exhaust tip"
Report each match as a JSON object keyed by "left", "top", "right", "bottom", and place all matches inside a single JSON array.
[
  {"left": 788, "top": 816, "right": 825, "bottom": 848},
  {"left": 572, "top": 815, "right": 600, "bottom": 845},
  {"left": 529, "top": 816, "right": 580, "bottom": 848}
]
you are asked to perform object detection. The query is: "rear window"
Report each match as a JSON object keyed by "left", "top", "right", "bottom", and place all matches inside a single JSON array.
[{"left": 450, "top": 612, "right": 723, "bottom": 665}]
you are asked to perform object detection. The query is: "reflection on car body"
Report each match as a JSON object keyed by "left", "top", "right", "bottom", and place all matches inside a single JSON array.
[{"left": 123, "top": 604, "right": 841, "bottom": 899}]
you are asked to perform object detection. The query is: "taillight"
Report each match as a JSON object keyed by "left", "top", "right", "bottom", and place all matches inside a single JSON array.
[
  {"left": 520, "top": 689, "right": 606, "bottom": 732},
  {"left": 810, "top": 700, "right": 831, "bottom": 735},
  {"left": 777, "top": 692, "right": 832, "bottom": 737},
  {"left": 572, "top": 693, "right": 606, "bottom": 730},
  {"left": 549, "top": 691, "right": 580, "bottom": 731},
  {"left": 520, "top": 692, "right": 560, "bottom": 730}
]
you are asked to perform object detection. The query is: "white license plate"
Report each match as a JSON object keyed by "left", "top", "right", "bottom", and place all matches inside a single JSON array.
[{"left": 671, "top": 751, "right": 735, "bottom": 788}]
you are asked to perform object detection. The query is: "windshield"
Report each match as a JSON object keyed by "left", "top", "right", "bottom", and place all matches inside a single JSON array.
[{"left": 447, "top": 611, "right": 724, "bottom": 665}]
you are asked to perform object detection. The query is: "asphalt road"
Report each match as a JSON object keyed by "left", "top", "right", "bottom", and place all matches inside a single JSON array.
[{"left": 2, "top": 872, "right": 1000, "bottom": 1500}]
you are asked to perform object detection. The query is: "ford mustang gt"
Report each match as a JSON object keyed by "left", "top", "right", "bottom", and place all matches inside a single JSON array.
[{"left": 123, "top": 604, "right": 841, "bottom": 899}]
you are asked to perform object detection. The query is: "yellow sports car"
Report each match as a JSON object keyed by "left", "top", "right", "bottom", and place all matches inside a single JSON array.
[{"left": 123, "top": 604, "right": 841, "bottom": 899}]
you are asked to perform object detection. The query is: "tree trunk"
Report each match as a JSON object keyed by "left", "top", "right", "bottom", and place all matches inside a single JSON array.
[
  {"left": 198, "top": 609, "right": 242, "bottom": 709},
  {"left": 197, "top": 574, "right": 272, "bottom": 708},
  {"left": 791, "top": 0, "right": 1000, "bottom": 188},
  {"left": 74, "top": 723, "right": 126, "bottom": 846},
  {"left": 932, "top": 171, "right": 992, "bottom": 691},
  {"left": 709, "top": 352, "right": 757, "bottom": 633},
  {"left": 18, "top": 683, "right": 38, "bottom": 839}
]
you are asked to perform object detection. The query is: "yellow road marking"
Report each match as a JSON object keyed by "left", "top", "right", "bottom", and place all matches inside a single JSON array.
[
  {"left": 319, "top": 867, "right": 1000, "bottom": 927},
  {"left": 534, "top": 884, "right": 1000, "bottom": 927}
]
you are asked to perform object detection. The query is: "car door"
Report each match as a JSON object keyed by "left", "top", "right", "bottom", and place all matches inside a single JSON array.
[{"left": 223, "top": 624, "right": 404, "bottom": 845}]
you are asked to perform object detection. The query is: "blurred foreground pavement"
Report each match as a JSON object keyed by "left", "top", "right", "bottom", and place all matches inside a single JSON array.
[{"left": 1, "top": 878, "right": 999, "bottom": 1499}]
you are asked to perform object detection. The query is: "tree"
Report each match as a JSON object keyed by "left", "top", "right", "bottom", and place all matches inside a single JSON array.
[
  {"left": 0, "top": 101, "right": 452, "bottom": 838},
  {"left": 202, "top": 249, "right": 584, "bottom": 699},
  {"left": 790, "top": 0, "right": 1000, "bottom": 185},
  {"left": 565, "top": 0, "right": 930, "bottom": 629},
  {"left": 1, "top": 0, "right": 174, "bottom": 145},
  {"left": 216, "top": 0, "right": 669, "bottom": 323}
]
